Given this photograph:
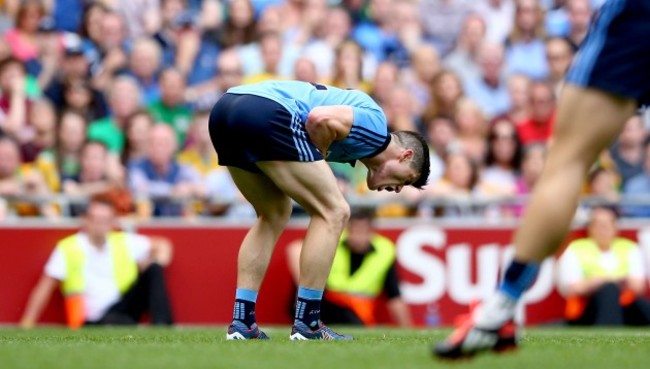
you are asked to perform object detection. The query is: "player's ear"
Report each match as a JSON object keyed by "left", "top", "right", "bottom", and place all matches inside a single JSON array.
[{"left": 400, "top": 149, "right": 414, "bottom": 162}]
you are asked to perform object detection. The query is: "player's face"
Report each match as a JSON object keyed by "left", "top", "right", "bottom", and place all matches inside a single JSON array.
[{"left": 366, "top": 156, "right": 418, "bottom": 193}]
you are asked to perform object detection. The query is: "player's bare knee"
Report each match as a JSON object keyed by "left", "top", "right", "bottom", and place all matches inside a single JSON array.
[
  {"left": 325, "top": 200, "right": 350, "bottom": 231},
  {"left": 257, "top": 197, "right": 292, "bottom": 229}
]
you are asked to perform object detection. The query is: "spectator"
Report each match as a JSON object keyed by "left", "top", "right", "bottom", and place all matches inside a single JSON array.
[
  {"left": 122, "top": 110, "right": 155, "bottom": 166},
  {"left": 558, "top": 205, "right": 650, "bottom": 326},
  {"left": 419, "top": 0, "right": 472, "bottom": 55},
  {"left": 0, "top": 57, "right": 29, "bottom": 140},
  {"left": 384, "top": 86, "right": 419, "bottom": 132},
  {"left": 610, "top": 115, "right": 646, "bottom": 187},
  {"left": 501, "top": 73, "right": 531, "bottom": 123},
  {"left": 472, "top": 0, "right": 516, "bottom": 44},
  {"left": 512, "top": 142, "right": 546, "bottom": 216},
  {"left": 424, "top": 150, "right": 480, "bottom": 217},
  {"left": 505, "top": 0, "right": 549, "bottom": 80},
  {"left": 63, "top": 140, "right": 125, "bottom": 215},
  {"left": 88, "top": 75, "right": 142, "bottom": 155},
  {"left": 622, "top": 140, "right": 650, "bottom": 218},
  {"left": 425, "top": 115, "right": 460, "bottom": 184},
  {"left": 464, "top": 42, "right": 510, "bottom": 119},
  {"left": 128, "top": 124, "right": 203, "bottom": 217},
  {"left": 118, "top": 0, "right": 162, "bottom": 39},
  {"left": 20, "top": 193, "right": 174, "bottom": 328},
  {"left": 293, "top": 57, "right": 318, "bottom": 84},
  {"left": 286, "top": 207, "right": 412, "bottom": 326},
  {"left": 184, "top": 47, "right": 244, "bottom": 110},
  {"left": 0, "top": 135, "right": 52, "bottom": 216},
  {"left": 566, "top": 0, "right": 592, "bottom": 48},
  {"left": 545, "top": 37, "right": 575, "bottom": 95},
  {"left": 476, "top": 118, "right": 523, "bottom": 198},
  {"left": 516, "top": 81, "right": 556, "bottom": 145},
  {"left": 148, "top": 68, "right": 193, "bottom": 147},
  {"left": 389, "top": 0, "right": 426, "bottom": 68},
  {"left": 352, "top": 0, "right": 395, "bottom": 62},
  {"left": 37, "top": 110, "right": 87, "bottom": 181},
  {"left": 91, "top": 11, "right": 130, "bottom": 91},
  {"left": 61, "top": 77, "right": 108, "bottom": 123},
  {"left": 219, "top": 0, "right": 257, "bottom": 48},
  {"left": 455, "top": 97, "right": 488, "bottom": 163},
  {"left": 328, "top": 39, "right": 371, "bottom": 93},
  {"left": 242, "top": 32, "right": 290, "bottom": 83},
  {"left": 129, "top": 37, "right": 163, "bottom": 105},
  {"left": 585, "top": 166, "right": 620, "bottom": 203},
  {"left": 422, "top": 69, "right": 464, "bottom": 124},
  {"left": 302, "top": 6, "right": 352, "bottom": 81},
  {"left": 21, "top": 98, "right": 56, "bottom": 162},
  {"left": 444, "top": 13, "right": 486, "bottom": 84},
  {"left": 43, "top": 36, "right": 104, "bottom": 113},
  {"left": 402, "top": 44, "right": 441, "bottom": 116},
  {"left": 370, "top": 61, "right": 400, "bottom": 108},
  {"left": 4, "top": 0, "right": 46, "bottom": 63}
]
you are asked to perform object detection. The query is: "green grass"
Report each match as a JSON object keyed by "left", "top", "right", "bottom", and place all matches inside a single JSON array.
[{"left": 1, "top": 327, "right": 649, "bottom": 369}]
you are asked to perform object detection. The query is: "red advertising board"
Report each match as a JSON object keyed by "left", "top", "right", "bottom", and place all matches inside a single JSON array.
[{"left": 2, "top": 223, "right": 649, "bottom": 327}]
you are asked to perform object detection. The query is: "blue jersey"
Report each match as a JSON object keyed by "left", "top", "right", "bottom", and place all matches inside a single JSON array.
[{"left": 227, "top": 81, "right": 390, "bottom": 164}]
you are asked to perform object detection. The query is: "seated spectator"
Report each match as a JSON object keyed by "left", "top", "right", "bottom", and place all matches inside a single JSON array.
[
  {"left": 443, "top": 13, "right": 486, "bottom": 84},
  {"left": 129, "top": 37, "right": 163, "bottom": 105},
  {"left": 88, "top": 76, "right": 142, "bottom": 155},
  {"left": 505, "top": 0, "right": 549, "bottom": 80},
  {"left": 4, "top": 0, "right": 45, "bottom": 63},
  {"left": 61, "top": 77, "right": 108, "bottom": 123},
  {"left": 419, "top": 0, "right": 471, "bottom": 55},
  {"left": 184, "top": 47, "right": 244, "bottom": 111},
  {"left": 286, "top": 207, "right": 412, "bottom": 326},
  {"left": 558, "top": 205, "right": 650, "bottom": 326},
  {"left": 463, "top": 42, "right": 511, "bottom": 119},
  {"left": 37, "top": 110, "right": 87, "bottom": 181},
  {"left": 0, "top": 135, "right": 53, "bottom": 216},
  {"left": 0, "top": 56, "right": 30, "bottom": 141},
  {"left": 423, "top": 150, "right": 480, "bottom": 217},
  {"left": 21, "top": 98, "right": 56, "bottom": 162},
  {"left": 128, "top": 124, "right": 204, "bottom": 217},
  {"left": 370, "top": 62, "right": 400, "bottom": 109},
  {"left": 292, "top": 57, "right": 319, "bottom": 84},
  {"left": 425, "top": 115, "right": 460, "bottom": 185},
  {"left": 422, "top": 70, "right": 464, "bottom": 125},
  {"left": 472, "top": 0, "right": 515, "bottom": 44},
  {"left": 455, "top": 97, "right": 488, "bottom": 163},
  {"left": 20, "top": 193, "right": 174, "bottom": 328},
  {"left": 401, "top": 45, "right": 441, "bottom": 116},
  {"left": 585, "top": 166, "right": 620, "bottom": 203},
  {"left": 90, "top": 10, "right": 130, "bottom": 91},
  {"left": 545, "top": 37, "right": 575, "bottom": 96},
  {"left": 501, "top": 73, "right": 531, "bottom": 124},
  {"left": 328, "top": 39, "right": 371, "bottom": 93},
  {"left": 148, "top": 68, "right": 193, "bottom": 147},
  {"left": 610, "top": 115, "right": 646, "bottom": 187},
  {"left": 476, "top": 118, "right": 523, "bottom": 198},
  {"left": 511, "top": 142, "right": 546, "bottom": 217},
  {"left": 516, "top": 81, "right": 556, "bottom": 145},
  {"left": 302, "top": 6, "right": 353, "bottom": 81},
  {"left": 384, "top": 87, "right": 420, "bottom": 133},
  {"left": 622, "top": 139, "right": 650, "bottom": 218},
  {"left": 63, "top": 141, "right": 125, "bottom": 215},
  {"left": 241, "top": 31, "right": 297, "bottom": 84},
  {"left": 122, "top": 110, "right": 155, "bottom": 166},
  {"left": 566, "top": 0, "right": 592, "bottom": 48}
]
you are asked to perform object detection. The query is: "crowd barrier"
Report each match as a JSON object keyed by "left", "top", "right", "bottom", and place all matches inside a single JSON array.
[{"left": 2, "top": 219, "right": 650, "bottom": 327}]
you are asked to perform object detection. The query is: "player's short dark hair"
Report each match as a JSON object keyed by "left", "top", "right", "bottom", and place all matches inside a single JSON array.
[{"left": 392, "top": 131, "right": 430, "bottom": 189}]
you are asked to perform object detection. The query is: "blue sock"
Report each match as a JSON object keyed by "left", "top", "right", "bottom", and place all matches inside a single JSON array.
[
  {"left": 294, "top": 286, "right": 323, "bottom": 330},
  {"left": 499, "top": 260, "right": 541, "bottom": 300},
  {"left": 232, "top": 288, "right": 258, "bottom": 328}
]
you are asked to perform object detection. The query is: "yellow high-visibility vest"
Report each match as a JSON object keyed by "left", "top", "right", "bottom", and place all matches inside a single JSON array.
[
  {"left": 568, "top": 237, "right": 636, "bottom": 279},
  {"left": 326, "top": 232, "right": 396, "bottom": 297},
  {"left": 58, "top": 232, "right": 138, "bottom": 296}
]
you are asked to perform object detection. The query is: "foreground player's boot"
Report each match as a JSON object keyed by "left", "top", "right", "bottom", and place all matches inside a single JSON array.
[
  {"left": 289, "top": 320, "right": 354, "bottom": 341},
  {"left": 226, "top": 320, "right": 270, "bottom": 340},
  {"left": 434, "top": 294, "right": 519, "bottom": 359}
]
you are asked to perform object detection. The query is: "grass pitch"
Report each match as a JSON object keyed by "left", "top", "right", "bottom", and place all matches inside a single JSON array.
[{"left": 1, "top": 327, "right": 649, "bottom": 369}]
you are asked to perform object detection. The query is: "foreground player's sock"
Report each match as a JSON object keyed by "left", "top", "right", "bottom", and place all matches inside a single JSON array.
[
  {"left": 232, "top": 288, "right": 258, "bottom": 328},
  {"left": 499, "top": 259, "right": 541, "bottom": 300},
  {"left": 294, "top": 286, "right": 323, "bottom": 330}
]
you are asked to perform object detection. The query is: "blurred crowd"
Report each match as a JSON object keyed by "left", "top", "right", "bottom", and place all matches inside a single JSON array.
[{"left": 0, "top": 0, "right": 648, "bottom": 220}]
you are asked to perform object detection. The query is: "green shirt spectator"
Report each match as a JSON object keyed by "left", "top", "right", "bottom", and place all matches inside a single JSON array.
[
  {"left": 87, "top": 117, "right": 125, "bottom": 154},
  {"left": 148, "top": 101, "right": 192, "bottom": 146}
]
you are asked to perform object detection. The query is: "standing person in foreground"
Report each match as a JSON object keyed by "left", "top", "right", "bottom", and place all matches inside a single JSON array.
[
  {"left": 209, "top": 80, "right": 430, "bottom": 340},
  {"left": 435, "top": 0, "right": 650, "bottom": 358}
]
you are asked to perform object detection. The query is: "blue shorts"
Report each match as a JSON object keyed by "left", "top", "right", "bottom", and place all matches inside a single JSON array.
[
  {"left": 208, "top": 93, "right": 323, "bottom": 173},
  {"left": 566, "top": 0, "right": 650, "bottom": 104}
]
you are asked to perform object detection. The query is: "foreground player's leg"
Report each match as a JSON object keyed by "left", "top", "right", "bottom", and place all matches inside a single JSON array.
[
  {"left": 435, "top": 85, "right": 636, "bottom": 358},
  {"left": 258, "top": 160, "right": 353, "bottom": 340},
  {"left": 226, "top": 167, "right": 292, "bottom": 340}
]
